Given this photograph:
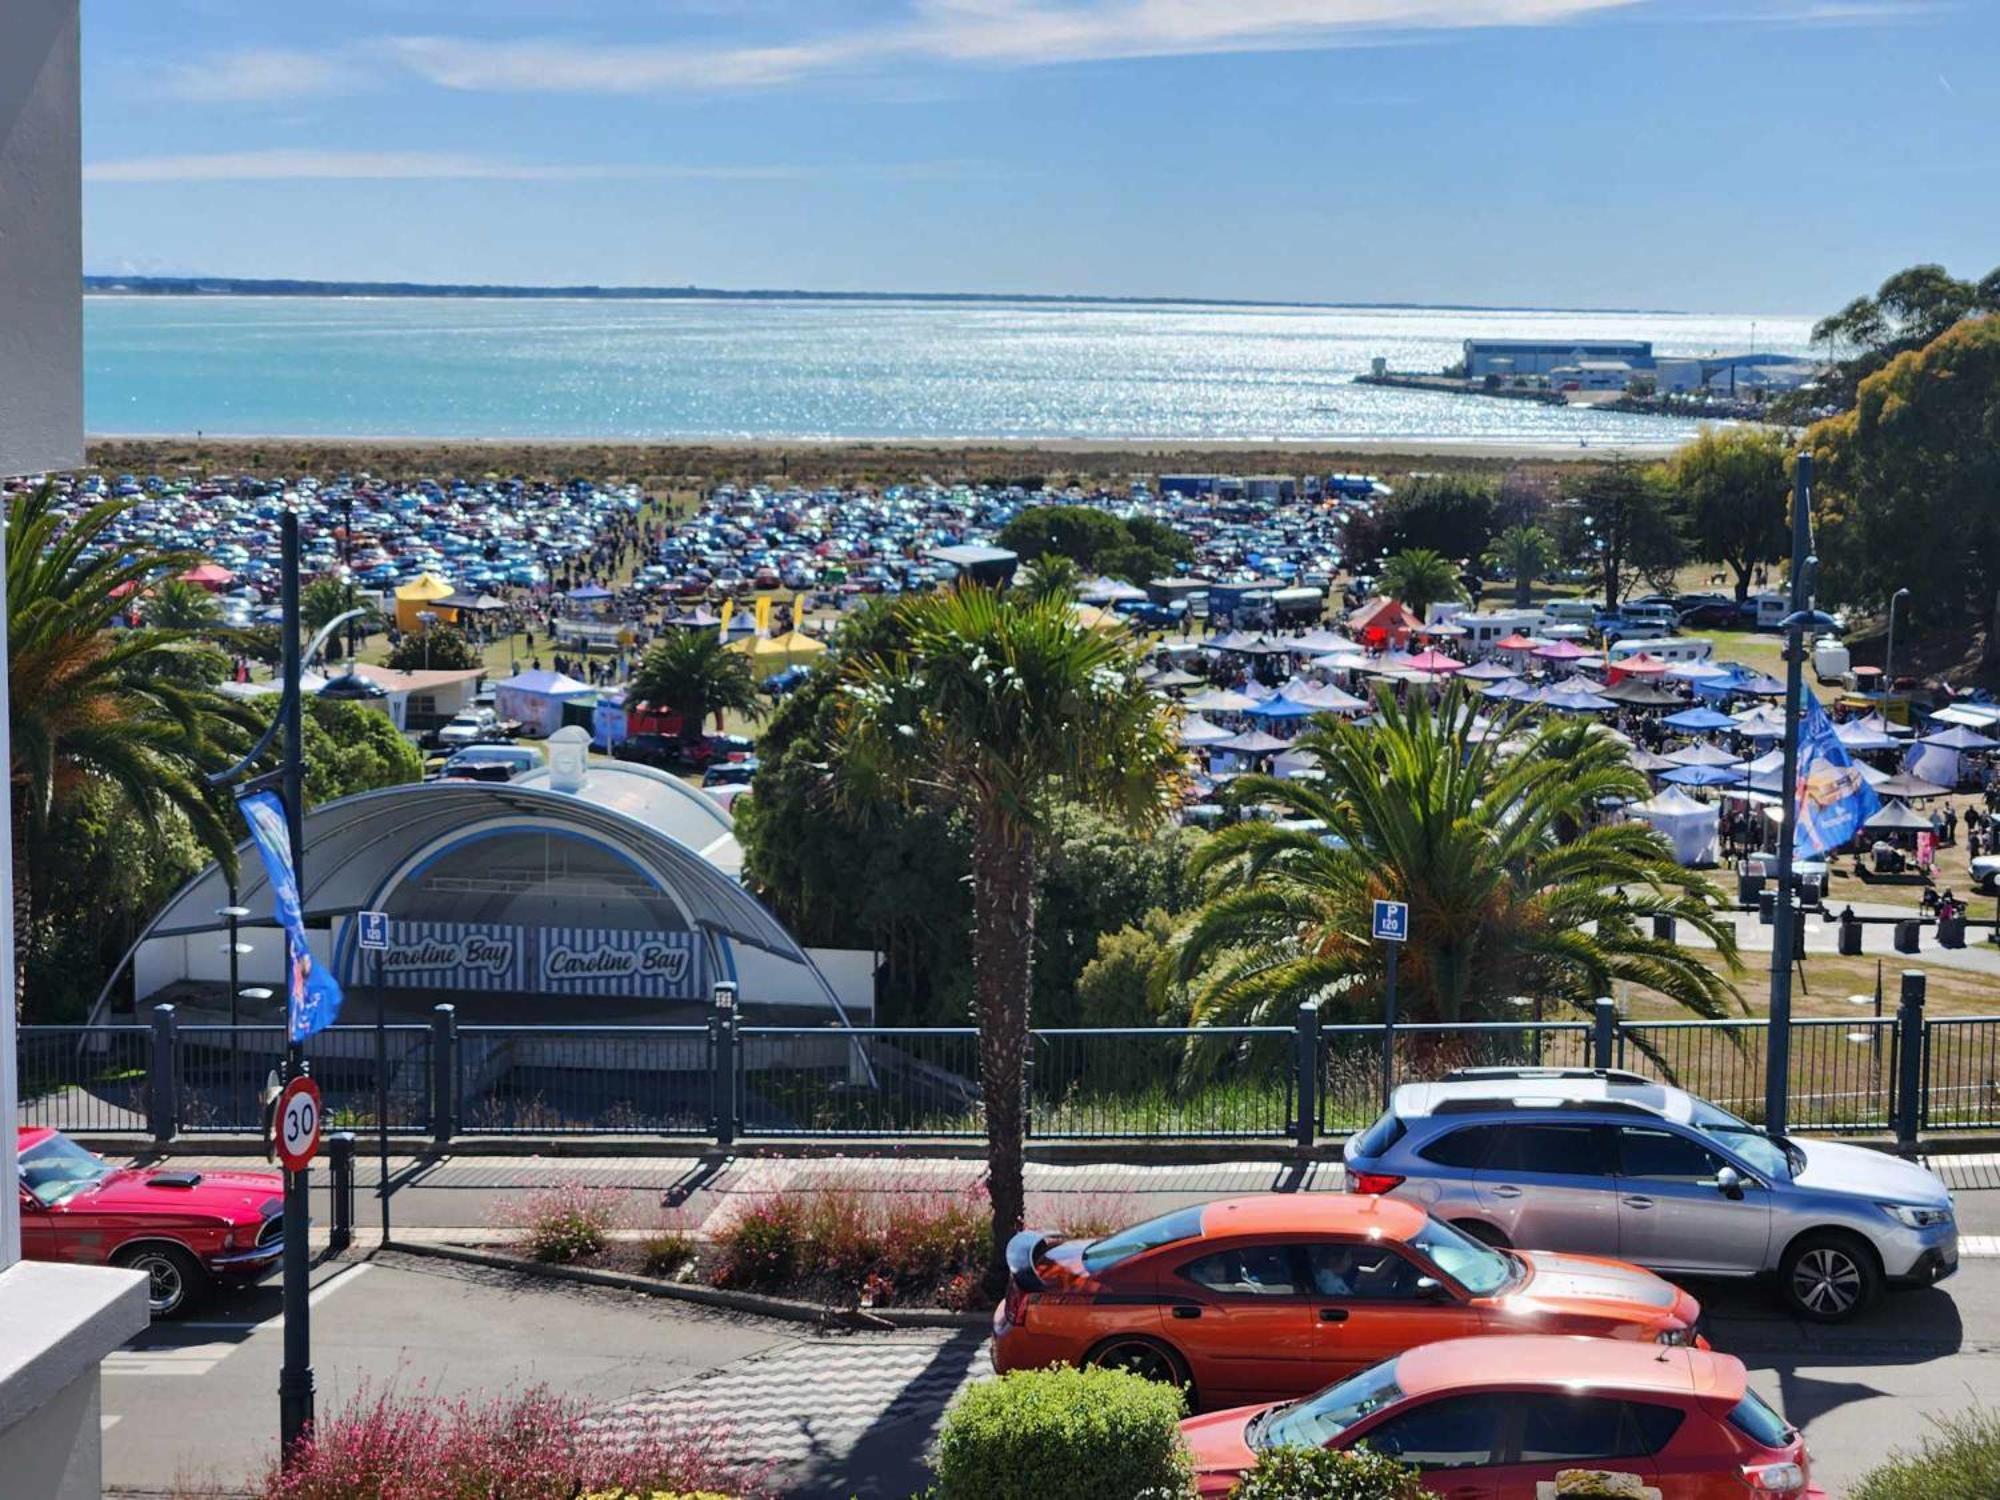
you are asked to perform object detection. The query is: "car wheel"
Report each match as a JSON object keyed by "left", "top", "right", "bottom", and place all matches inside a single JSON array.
[
  {"left": 1779, "top": 1232, "right": 1879, "bottom": 1322},
  {"left": 1451, "top": 1219, "right": 1511, "bottom": 1250},
  {"left": 115, "top": 1244, "right": 207, "bottom": 1320},
  {"left": 1087, "top": 1336, "right": 1193, "bottom": 1398}
]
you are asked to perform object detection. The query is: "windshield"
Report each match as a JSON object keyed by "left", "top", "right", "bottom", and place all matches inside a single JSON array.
[
  {"left": 1081, "top": 1206, "right": 1204, "bottom": 1275},
  {"left": 1408, "top": 1215, "right": 1515, "bottom": 1297},
  {"left": 1259, "top": 1359, "right": 1406, "bottom": 1450},
  {"left": 19, "top": 1135, "right": 113, "bottom": 1206},
  {"left": 1689, "top": 1100, "right": 1794, "bottom": 1180}
]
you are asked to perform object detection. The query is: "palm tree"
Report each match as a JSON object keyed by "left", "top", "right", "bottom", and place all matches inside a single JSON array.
[
  {"left": 301, "top": 575, "right": 379, "bottom": 664},
  {"left": 142, "top": 577, "right": 223, "bottom": 631},
  {"left": 1019, "top": 554, "right": 1082, "bottom": 606},
  {"left": 8, "top": 485, "right": 247, "bottom": 997},
  {"left": 628, "top": 629, "right": 766, "bottom": 746},
  {"left": 1483, "top": 524, "right": 1558, "bottom": 609},
  {"left": 838, "top": 587, "right": 1184, "bottom": 1287},
  {"left": 1378, "top": 548, "right": 1466, "bottom": 623},
  {"left": 1160, "top": 686, "right": 1738, "bottom": 1033}
]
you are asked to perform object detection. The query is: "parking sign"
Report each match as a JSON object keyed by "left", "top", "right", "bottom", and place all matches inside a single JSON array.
[
  {"left": 1372, "top": 900, "right": 1409, "bottom": 944},
  {"left": 357, "top": 910, "right": 390, "bottom": 951}
]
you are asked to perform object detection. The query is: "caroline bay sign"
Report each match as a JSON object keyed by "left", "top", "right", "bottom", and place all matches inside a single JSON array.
[{"left": 363, "top": 919, "right": 703, "bottom": 999}]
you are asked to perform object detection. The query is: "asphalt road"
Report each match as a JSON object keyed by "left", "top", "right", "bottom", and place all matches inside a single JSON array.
[{"left": 100, "top": 1151, "right": 2000, "bottom": 1498}]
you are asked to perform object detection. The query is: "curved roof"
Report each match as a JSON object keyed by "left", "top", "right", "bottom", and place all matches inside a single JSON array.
[{"left": 144, "top": 771, "right": 769, "bottom": 953}]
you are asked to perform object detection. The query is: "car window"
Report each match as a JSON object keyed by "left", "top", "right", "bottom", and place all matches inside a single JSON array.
[
  {"left": 1484, "top": 1124, "right": 1614, "bottom": 1178},
  {"left": 1513, "top": 1395, "right": 1643, "bottom": 1462},
  {"left": 1181, "top": 1244, "right": 1302, "bottom": 1297},
  {"left": 1307, "top": 1243, "right": 1425, "bottom": 1300},
  {"left": 1360, "top": 1395, "right": 1504, "bottom": 1470},
  {"left": 1416, "top": 1125, "right": 1493, "bottom": 1169},
  {"left": 1618, "top": 1126, "right": 1725, "bottom": 1182},
  {"left": 19, "top": 1135, "right": 111, "bottom": 1206},
  {"left": 1353, "top": 1111, "right": 1406, "bottom": 1158},
  {"left": 1727, "top": 1391, "right": 1795, "bottom": 1448},
  {"left": 1082, "top": 1206, "right": 1204, "bottom": 1274},
  {"left": 1628, "top": 1401, "right": 1688, "bottom": 1455}
]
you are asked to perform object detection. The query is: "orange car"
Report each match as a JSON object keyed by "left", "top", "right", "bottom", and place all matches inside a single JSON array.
[
  {"left": 993, "top": 1195, "right": 1704, "bottom": 1409},
  {"left": 1182, "top": 1335, "right": 1824, "bottom": 1498}
]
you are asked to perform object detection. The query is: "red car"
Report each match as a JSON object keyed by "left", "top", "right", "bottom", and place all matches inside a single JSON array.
[
  {"left": 1182, "top": 1334, "right": 1824, "bottom": 1499},
  {"left": 15, "top": 1127, "right": 285, "bottom": 1318},
  {"left": 995, "top": 1196, "right": 1704, "bottom": 1409}
]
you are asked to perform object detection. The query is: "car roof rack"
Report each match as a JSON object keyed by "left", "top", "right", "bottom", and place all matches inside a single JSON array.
[
  {"left": 1442, "top": 1066, "right": 1655, "bottom": 1087},
  {"left": 1429, "top": 1095, "right": 1660, "bottom": 1118}
]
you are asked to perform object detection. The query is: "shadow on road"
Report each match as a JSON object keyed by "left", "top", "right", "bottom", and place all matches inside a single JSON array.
[{"left": 792, "top": 1329, "right": 988, "bottom": 1499}]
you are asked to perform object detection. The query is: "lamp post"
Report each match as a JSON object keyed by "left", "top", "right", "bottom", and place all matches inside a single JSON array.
[
  {"left": 1883, "top": 587, "right": 1910, "bottom": 711},
  {"left": 1766, "top": 454, "right": 1839, "bottom": 1136},
  {"left": 217, "top": 901, "right": 251, "bottom": 1123},
  {"left": 204, "top": 509, "right": 368, "bottom": 1464}
]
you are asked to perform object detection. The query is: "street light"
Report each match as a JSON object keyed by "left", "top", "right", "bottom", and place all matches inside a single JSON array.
[
  {"left": 1883, "top": 587, "right": 1910, "bottom": 712},
  {"left": 217, "top": 903, "right": 251, "bottom": 1123}
]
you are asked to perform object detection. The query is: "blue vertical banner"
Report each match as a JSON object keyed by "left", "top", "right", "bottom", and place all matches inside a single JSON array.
[
  {"left": 1793, "top": 692, "right": 1882, "bottom": 858},
  {"left": 238, "top": 790, "right": 344, "bottom": 1041}
]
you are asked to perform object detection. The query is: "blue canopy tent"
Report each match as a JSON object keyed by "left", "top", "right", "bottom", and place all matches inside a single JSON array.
[
  {"left": 1244, "top": 696, "right": 1318, "bottom": 721},
  {"left": 1663, "top": 706, "right": 1739, "bottom": 733},
  {"left": 1662, "top": 764, "right": 1745, "bottom": 788}
]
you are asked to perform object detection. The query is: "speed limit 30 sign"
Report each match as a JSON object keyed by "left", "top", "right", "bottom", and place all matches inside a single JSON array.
[{"left": 274, "top": 1076, "right": 324, "bottom": 1172}]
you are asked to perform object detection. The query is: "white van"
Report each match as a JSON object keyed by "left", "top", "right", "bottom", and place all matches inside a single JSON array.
[
  {"left": 1452, "top": 610, "right": 1544, "bottom": 658},
  {"left": 1541, "top": 599, "right": 1599, "bottom": 628},
  {"left": 1606, "top": 636, "right": 1714, "bottom": 665}
]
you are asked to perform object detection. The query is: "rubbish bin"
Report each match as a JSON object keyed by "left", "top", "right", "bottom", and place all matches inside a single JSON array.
[
  {"left": 1939, "top": 914, "right": 1967, "bottom": 949},
  {"left": 1757, "top": 891, "right": 1777, "bottom": 926},
  {"left": 1838, "top": 915, "right": 1863, "bottom": 956},
  {"left": 1894, "top": 919, "right": 1922, "bottom": 955},
  {"left": 1737, "top": 869, "right": 1762, "bottom": 906},
  {"left": 1652, "top": 913, "right": 1676, "bottom": 943}
]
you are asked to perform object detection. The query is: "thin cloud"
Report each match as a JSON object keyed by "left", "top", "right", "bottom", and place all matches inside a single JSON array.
[
  {"left": 178, "top": 1, "right": 1651, "bottom": 99},
  {"left": 84, "top": 150, "right": 810, "bottom": 184},
  {"left": 161, "top": 48, "right": 371, "bottom": 103}
]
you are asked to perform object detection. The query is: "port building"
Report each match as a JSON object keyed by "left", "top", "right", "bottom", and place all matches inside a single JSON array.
[{"left": 1464, "top": 339, "right": 1653, "bottom": 379}]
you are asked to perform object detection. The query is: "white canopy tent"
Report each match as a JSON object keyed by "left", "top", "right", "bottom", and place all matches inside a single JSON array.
[{"left": 1629, "top": 787, "right": 1720, "bottom": 867}]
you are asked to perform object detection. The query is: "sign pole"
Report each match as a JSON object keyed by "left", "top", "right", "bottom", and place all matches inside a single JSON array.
[
  {"left": 277, "top": 508, "right": 315, "bottom": 1462},
  {"left": 1372, "top": 899, "right": 1409, "bottom": 1109},
  {"left": 358, "top": 912, "right": 392, "bottom": 1246},
  {"left": 1766, "top": 453, "right": 1812, "bottom": 1137}
]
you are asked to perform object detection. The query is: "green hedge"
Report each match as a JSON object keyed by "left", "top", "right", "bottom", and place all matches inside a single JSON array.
[
  {"left": 1850, "top": 1408, "right": 2000, "bottom": 1500},
  {"left": 932, "top": 1365, "right": 1191, "bottom": 1500},
  {"left": 1228, "top": 1445, "right": 1432, "bottom": 1499}
]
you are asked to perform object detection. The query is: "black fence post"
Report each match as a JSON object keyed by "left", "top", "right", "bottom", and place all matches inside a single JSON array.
[
  {"left": 149, "top": 1003, "right": 179, "bottom": 1144},
  {"left": 327, "top": 1132, "right": 355, "bottom": 1251},
  {"left": 429, "top": 1004, "right": 456, "bottom": 1147},
  {"left": 1895, "top": 970, "right": 1927, "bottom": 1151},
  {"left": 1295, "top": 1002, "right": 1321, "bottom": 1150},
  {"left": 711, "top": 982, "right": 738, "bottom": 1148},
  {"left": 1593, "top": 997, "right": 1617, "bottom": 1071}
]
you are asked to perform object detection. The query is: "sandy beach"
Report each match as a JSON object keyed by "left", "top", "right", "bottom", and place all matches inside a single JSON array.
[{"left": 83, "top": 433, "right": 1661, "bottom": 489}]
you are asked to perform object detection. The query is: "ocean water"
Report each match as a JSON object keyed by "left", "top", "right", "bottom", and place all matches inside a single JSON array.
[{"left": 85, "top": 295, "right": 1814, "bottom": 446}]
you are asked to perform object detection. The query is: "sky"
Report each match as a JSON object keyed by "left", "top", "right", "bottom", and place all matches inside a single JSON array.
[{"left": 80, "top": 0, "right": 1999, "bottom": 313}]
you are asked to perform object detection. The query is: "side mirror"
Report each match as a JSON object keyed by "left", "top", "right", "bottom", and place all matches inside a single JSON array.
[
  {"left": 1414, "top": 1276, "right": 1452, "bottom": 1302},
  {"left": 1715, "top": 1166, "right": 1746, "bottom": 1201}
]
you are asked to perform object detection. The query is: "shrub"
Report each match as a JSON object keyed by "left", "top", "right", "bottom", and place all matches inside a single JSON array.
[
  {"left": 263, "top": 1384, "right": 762, "bottom": 1499},
  {"left": 932, "top": 1365, "right": 1191, "bottom": 1500},
  {"left": 1228, "top": 1445, "right": 1434, "bottom": 1499},
  {"left": 640, "top": 1228, "right": 698, "bottom": 1279},
  {"left": 713, "top": 1197, "right": 803, "bottom": 1291},
  {"left": 796, "top": 1184, "right": 882, "bottom": 1283},
  {"left": 1849, "top": 1407, "right": 2000, "bottom": 1500},
  {"left": 881, "top": 1190, "right": 990, "bottom": 1286},
  {"left": 496, "top": 1182, "right": 627, "bottom": 1265}
]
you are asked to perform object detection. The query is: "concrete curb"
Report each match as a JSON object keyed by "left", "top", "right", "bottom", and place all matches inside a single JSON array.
[{"left": 383, "top": 1239, "right": 990, "bottom": 1331}]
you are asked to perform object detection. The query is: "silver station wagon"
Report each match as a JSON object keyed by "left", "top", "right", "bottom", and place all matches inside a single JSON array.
[{"left": 1342, "top": 1068, "right": 1957, "bottom": 1321}]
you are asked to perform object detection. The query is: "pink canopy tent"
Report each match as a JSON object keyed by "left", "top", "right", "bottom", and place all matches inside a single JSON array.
[
  {"left": 180, "top": 563, "right": 236, "bottom": 591},
  {"left": 1403, "top": 648, "right": 1466, "bottom": 676},
  {"left": 1533, "top": 639, "right": 1591, "bottom": 663}
]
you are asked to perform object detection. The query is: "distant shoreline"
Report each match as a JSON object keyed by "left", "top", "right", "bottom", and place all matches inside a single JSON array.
[
  {"left": 82, "top": 275, "right": 1698, "bottom": 318},
  {"left": 79, "top": 433, "right": 1674, "bottom": 487}
]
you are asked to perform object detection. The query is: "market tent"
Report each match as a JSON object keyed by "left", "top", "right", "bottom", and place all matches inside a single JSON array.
[
  {"left": 1663, "top": 706, "right": 1738, "bottom": 733},
  {"left": 1931, "top": 702, "right": 2000, "bottom": 729},
  {"left": 1662, "top": 764, "right": 1744, "bottom": 789},
  {"left": 1532, "top": 640, "right": 1591, "bottom": 664},
  {"left": 1536, "top": 681, "right": 1615, "bottom": 712},
  {"left": 1729, "top": 673, "right": 1787, "bottom": 697},
  {"left": 1835, "top": 719, "right": 1902, "bottom": 752},
  {"left": 1873, "top": 770, "right": 1952, "bottom": 800},
  {"left": 181, "top": 563, "right": 235, "bottom": 591},
  {"left": 1668, "top": 741, "right": 1745, "bottom": 769},
  {"left": 1310, "top": 650, "right": 1375, "bottom": 673},
  {"left": 1282, "top": 682, "right": 1369, "bottom": 714},
  {"left": 1628, "top": 748, "right": 1678, "bottom": 775},
  {"left": 1404, "top": 648, "right": 1465, "bottom": 676},
  {"left": 1864, "top": 800, "right": 1936, "bottom": 832},
  {"left": 1456, "top": 659, "right": 1519, "bottom": 682},
  {"left": 1290, "top": 628, "right": 1354, "bottom": 654},
  {"left": 1665, "top": 660, "right": 1732, "bottom": 683},
  {"left": 1178, "top": 715, "right": 1235, "bottom": 746},
  {"left": 1245, "top": 696, "right": 1318, "bottom": 721},
  {"left": 1348, "top": 598, "right": 1420, "bottom": 649},
  {"left": 1149, "top": 668, "right": 1204, "bottom": 690},
  {"left": 1607, "top": 653, "right": 1672, "bottom": 680},
  {"left": 1731, "top": 706, "right": 1788, "bottom": 740},
  {"left": 565, "top": 583, "right": 614, "bottom": 603},
  {"left": 1184, "top": 688, "right": 1259, "bottom": 714},
  {"left": 1602, "top": 680, "right": 1684, "bottom": 708},
  {"left": 1077, "top": 577, "right": 1148, "bottom": 604},
  {"left": 1630, "top": 786, "right": 1720, "bottom": 866},
  {"left": 1481, "top": 678, "right": 1532, "bottom": 701},
  {"left": 1922, "top": 724, "right": 2000, "bottom": 751},
  {"left": 1214, "top": 729, "right": 1291, "bottom": 755},
  {"left": 1493, "top": 633, "right": 1547, "bottom": 653},
  {"left": 727, "top": 630, "right": 828, "bottom": 678},
  {"left": 442, "top": 592, "right": 509, "bottom": 614},
  {"left": 393, "top": 572, "right": 458, "bottom": 632},
  {"left": 493, "top": 669, "right": 594, "bottom": 736}
]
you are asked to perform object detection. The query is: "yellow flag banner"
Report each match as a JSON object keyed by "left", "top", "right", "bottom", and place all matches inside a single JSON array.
[
  {"left": 718, "top": 598, "right": 735, "bottom": 638},
  {"left": 754, "top": 595, "right": 773, "bottom": 636}
]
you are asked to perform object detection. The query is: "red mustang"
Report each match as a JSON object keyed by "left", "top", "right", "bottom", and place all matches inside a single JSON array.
[{"left": 15, "top": 1127, "right": 285, "bottom": 1318}]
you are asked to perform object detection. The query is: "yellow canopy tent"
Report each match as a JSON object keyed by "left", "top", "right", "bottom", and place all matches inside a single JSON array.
[
  {"left": 726, "top": 630, "right": 828, "bottom": 677},
  {"left": 393, "top": 573, "right": 458, "bottom": 633}
]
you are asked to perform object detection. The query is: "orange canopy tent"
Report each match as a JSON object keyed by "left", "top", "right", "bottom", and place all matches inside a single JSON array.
[{"left": 1348, "top": 598, "right": 1420, "bottom": 649}]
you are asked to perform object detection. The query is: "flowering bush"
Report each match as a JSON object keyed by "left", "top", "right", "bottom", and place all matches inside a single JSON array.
[
  {"left": 714, "top": 1197, "right": 804, "bottom": 1291},
  {"left": 495, "top": 1182, "right": 628, "bottom": 1265},
  {"left": 262, "top": 1385, "right": 763, "bottom": 1499},
  {"left": 710, "top": 1178, "right": 989, "bottom": 1303}
]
